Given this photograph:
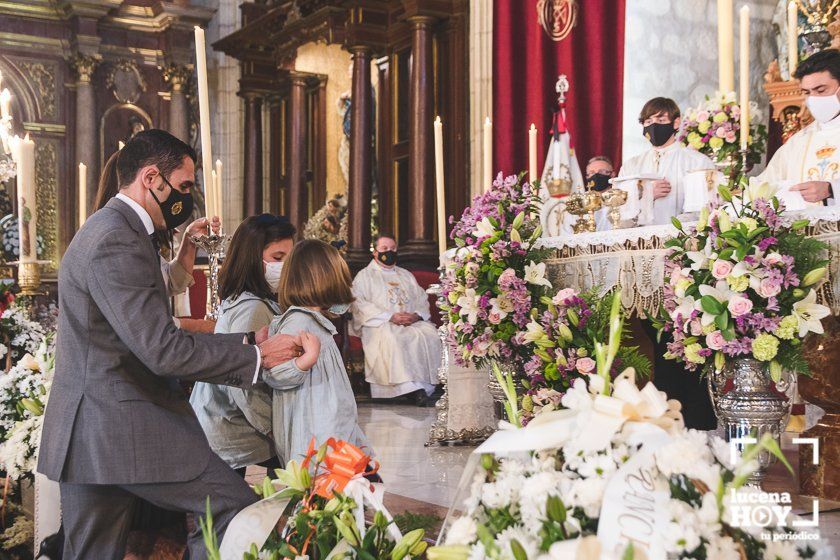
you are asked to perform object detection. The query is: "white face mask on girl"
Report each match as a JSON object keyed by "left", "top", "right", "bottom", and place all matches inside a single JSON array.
[
  {"left": 264, "top": 260, "right": 284, "bottom": 293},
  {"left": 806, "top": 88, "right": 840, "bottom": 124}
]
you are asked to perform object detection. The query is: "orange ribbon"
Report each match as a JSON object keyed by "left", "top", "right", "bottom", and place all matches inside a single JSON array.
[{"left": 303, "top": 437, "right": 378, "bottom": 499}]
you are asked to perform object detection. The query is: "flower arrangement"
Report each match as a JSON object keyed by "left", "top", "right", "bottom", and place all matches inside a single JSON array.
[
  {"left": 0, "top": 156, "right": 15, "bottom": 184},
  {"left": 430, "top": 369, "right": 833, "bottom": 560},
  {"left": 678, "top": 92, "right": 768, "bottom": 178},
  {"left": 0, "top": 295, "right": 45, "bottom": 367},
  {"left": 656, "top": 183, "right": 830, "bottom": 377},
  {"left": 442, "top": 173, "right": 546, "bottom": 368},
  {"left": 202, "top": 439, "right": 427, "bottom": 560},
  {"left": 0, "top": 336, "right": 53, "bottom": 480},
  {"left": 520, "top": 290, "right": 650, "bottom": 422}
]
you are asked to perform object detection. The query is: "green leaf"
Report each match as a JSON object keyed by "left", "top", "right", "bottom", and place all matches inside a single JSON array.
[
  {"left": 714, "top": 309, "right": 729, "bottom": 330},
  {"left": 701, "top": 296, "right": 724, "bottom": 315},
  {"left": 622, "top": 543, "right": 635, "bottom": 560},
  {"left": 718, "top": 185, "right": 733, "bottom": 202},
  {"left": 546, "top": 495, "right": 567, "bottom": 523},
  {"left": 510, "top": 539, "right": 528, "bottom": 560},
  {"left": 671, "top": 216, "right": 684, "bottom": 231},
  {"left": 718, "top": 247, "right": 735, "bottom": 260},
  {"left": 791, "top": 219, "right": 810, "bottom": 230}
]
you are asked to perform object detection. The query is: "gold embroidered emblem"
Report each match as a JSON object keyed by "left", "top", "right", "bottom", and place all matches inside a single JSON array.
[
  {"left": 816, "top": 145, "right": 836, "bottom": 161},
  {"left": 171, "top": 201, "right": 183, "bottom": 215},
  {"left": 537, "top": 0, "right": 578, "bottom": 42}
]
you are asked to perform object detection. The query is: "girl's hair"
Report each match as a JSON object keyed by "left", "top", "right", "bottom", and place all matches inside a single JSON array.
[
  {"left": 219, "top": 214, "right": 297, "bottom": 301},
  {"left": 94, "top": 151, "right": 120, "bottom": 212},
  {"left": 277, "top": 239, "right": 354, "bottom": 311}
]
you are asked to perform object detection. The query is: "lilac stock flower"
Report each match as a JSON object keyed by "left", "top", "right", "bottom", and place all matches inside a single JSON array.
[
  {"left": 758, "top": 236, "right": 777, "bottom": 251},
  {"left": 722, "top": 337, "right": 753, "bottom": 356}
]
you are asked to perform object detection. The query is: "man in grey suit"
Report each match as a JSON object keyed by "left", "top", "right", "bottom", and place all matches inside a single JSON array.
[{"left": 38, "top": 130, "right": 300, "bottom": 559}]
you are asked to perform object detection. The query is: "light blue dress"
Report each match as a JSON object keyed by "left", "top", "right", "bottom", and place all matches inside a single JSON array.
[
  {"left": 190, "top": 292, "right": 279, "bottom": 469},
  {"left": 264, "top": 306, "right": 372, "bottom": 464}
]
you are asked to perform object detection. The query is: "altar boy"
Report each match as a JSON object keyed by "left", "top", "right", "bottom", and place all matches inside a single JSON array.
[{"left": 618, "top": 97, "right": 715, "bottom": 225}]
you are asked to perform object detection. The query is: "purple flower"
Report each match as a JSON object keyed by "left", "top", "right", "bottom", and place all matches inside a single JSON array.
[{"left": 758, "top": 236, "right": 778, "bottom": 251}]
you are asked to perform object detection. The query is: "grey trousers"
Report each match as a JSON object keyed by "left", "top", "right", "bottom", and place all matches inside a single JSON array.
[{"left": 59, "top": 453, "right": 258, "bottom": 560}]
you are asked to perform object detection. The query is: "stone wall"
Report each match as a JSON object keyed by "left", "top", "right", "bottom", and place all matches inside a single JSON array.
[{"left": 622, "top": 0, "right": 780, "bottom": 164}]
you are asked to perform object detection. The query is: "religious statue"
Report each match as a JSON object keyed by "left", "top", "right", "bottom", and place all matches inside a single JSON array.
[{"left": 302, "top": 194, "right": 348, "bottom": 250}]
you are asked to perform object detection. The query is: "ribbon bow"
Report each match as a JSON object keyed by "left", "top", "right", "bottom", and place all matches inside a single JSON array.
[
  {"left": 592, "top": 369, "right": 684, "bottom": 433},
  {"left": 303, "top": 438, "right": 378, "bottom": 499}
]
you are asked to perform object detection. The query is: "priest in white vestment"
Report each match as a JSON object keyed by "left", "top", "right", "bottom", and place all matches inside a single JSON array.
[
  {"left": 618, "top": 97, "right": 715, "bottom": 226},
  {"left": 757, "top": 49, "right": 840, "bottom": 207},
  {"left": 351, "top": 236, "right": 441, "bottom": 406}
]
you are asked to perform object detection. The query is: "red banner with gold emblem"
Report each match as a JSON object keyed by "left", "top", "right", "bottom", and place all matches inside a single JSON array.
[{"left": 494, "top": 0, "right": 625, "bottom": 177}]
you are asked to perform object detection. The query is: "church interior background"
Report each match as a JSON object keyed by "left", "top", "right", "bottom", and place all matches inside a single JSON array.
[{"left": 1, "top": 0, "right": 840, "bottom": 557}]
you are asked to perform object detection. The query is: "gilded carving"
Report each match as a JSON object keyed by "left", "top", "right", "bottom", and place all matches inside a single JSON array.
[
  {"left": 537, "top": 0, "right": 578, "bottom": 42},
  {"left": 18, "top": 61, "right": 57, "bottom": 120},
  {"left": 162, "top": 64, "right": 192, "bottom": 92},
  {"left": 105, "top": 59, "right": 147, "bottom": 104},
  {"left": 68, "top": 54, "right": 99, "bottom": 85},
  {"left": 34, "top": 141, "right": 57, "bottom": 272}
]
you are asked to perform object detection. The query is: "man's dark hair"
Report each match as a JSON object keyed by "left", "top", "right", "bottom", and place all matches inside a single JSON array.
[
  {"left": 795, "top": 48, "right": 840, "bottom": 81},
  {"left": 638, "top": 97, "right": 681, "bottom": 124},
  {"left": 373, "top": 233, "right": 396, "bottom": 248},
  {"left": 115, "top": 129, "right": 196, "bottom": 189}
]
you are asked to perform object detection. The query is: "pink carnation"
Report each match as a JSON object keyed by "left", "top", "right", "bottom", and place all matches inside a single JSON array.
[
  {"left": 575, "top": 357, "right": 596, "bottom": 374},
  {"left": 711, "top": 260, "right": 733, "bottom": 280},
  {"left": 727, "top": 296, "right": 753, "bottom": 317},
  {"left": 706, "top": 330, "right": 726, "bottom": 350}
]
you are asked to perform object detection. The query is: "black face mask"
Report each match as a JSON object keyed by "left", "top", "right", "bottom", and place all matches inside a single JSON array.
[
  {"left": 377, "top": 250, "right": 397, "bottom": 266},
  {"left": 586, "top": 173, "right": 612, "bottom": 192},
  {"left": 643, "top": 122, "right": 676, "bottom": 147},
  {"left": 152, "top": 174, "right": 194, "bottom": 231}
]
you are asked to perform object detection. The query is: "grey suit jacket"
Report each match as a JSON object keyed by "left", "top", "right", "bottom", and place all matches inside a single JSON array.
[{"left": 37, "top": 197, "right": 259, "bottom": 485}]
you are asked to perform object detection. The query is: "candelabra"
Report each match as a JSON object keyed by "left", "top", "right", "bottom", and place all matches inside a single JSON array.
[{"left": 190, "top": 233, "right": 230, "bottom": 320}]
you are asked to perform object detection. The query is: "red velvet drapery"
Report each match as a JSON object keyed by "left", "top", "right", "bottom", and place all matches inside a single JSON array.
[{"left": 493, "top": 0, "right": 626, "bottom": 178}]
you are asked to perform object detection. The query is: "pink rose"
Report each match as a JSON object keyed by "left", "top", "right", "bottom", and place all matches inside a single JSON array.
[
  {"left": 706, "top": 330, "right": 726, "bottom": 350},
  {"left": 757, "top": 278, "right": 781, "bottom": 299},
  {"left": 715, "top": 127, "right": 727, "bottom": 138},
  {"left": 764, "top": 252, "right": 783, "bottom": 266},
  {"left": 725, "top": 131, "right": 737, "bottom": 143},
  {"left": 553, "top": 288, "right": 578, "bottom": 305},
  {"left": 711, "top": 260, "right": 733, "bottom": 280},
  {"left": 690, "top": 319, "right": 703, "bottom": 336},
  {"left": 575, "top": 357, "right": 596, "bottom": 374},
  {"left": 697, "top": 110, "right": 710, "bottom": 122},
  {"left": 487, "top": 311, "right": 502, "bottom": 325},
  {"left": 727, "top": 296, "right": 753, "bottom": 317}
]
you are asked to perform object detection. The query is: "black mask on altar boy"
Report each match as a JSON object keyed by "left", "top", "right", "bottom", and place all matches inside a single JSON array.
[
  {"left": 152, "top": 173, "right": 194, "bottom": 231},
  {"left": 586, "top": 173, "right": 612, "bottom": 192},
  {"left": 643, "top": 122, "right": 676, "bottom": 147},
  {"left": 377, "top": 250, "right": 397, "bottom": 266}
]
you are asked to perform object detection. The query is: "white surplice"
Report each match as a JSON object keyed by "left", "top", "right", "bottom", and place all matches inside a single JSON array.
[
  {"left": 351, "top": 261, "right": 442, "bottom": 398},
  {"left": 756, "top": 114, "right": 840, "bottom": 207},
  {"left": 618, "top": 142, "right": 715, "bottom": 225}
]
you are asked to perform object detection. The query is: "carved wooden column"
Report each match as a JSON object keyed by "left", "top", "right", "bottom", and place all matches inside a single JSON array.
[
  {"left": 267, "top": 94, "right": 284, "bottom": 214},
  {"left": 346, "top": 47, "right": 374, "bottom": 272},
  {"left": 402, "top": 16, "right": 437, "bottom": 269},
  {"left": 163, "top": 65, "right": 191, "bottom": 143},
  {"left": 69, "top": 54, "right": 98, "bottom": 227},
  {"left": 287, "top": 72, "right": 309, "bottom": 231},
  {"left": 242, "top": 92, "right": 264, "bottom": 217}
]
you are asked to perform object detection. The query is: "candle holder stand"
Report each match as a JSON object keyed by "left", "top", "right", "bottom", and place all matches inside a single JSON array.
[
  {"left": 12, "top": 260, "right": 49, "bottom": 320},
  {"left": 190, "top": 232, "right": 230, "bottom": 320}
]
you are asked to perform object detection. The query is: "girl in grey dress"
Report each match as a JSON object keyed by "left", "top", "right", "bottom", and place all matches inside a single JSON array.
[
  {"left": 190, "top": 214, "right": 296, "bottom": 474},
  {"left": 263, "top": 239, "right": 372, "bottom": 464}
]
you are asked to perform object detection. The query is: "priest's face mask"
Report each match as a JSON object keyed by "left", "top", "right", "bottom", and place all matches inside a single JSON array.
[
  {"left": 373, "top": 236, "right": 398, "bottom": 267},
  {"left": 585, "top": 158, "right": 615, "bottom": 192},
  {"left": 642, "top": 112, "right": 680, "bottom": 148},
  {"left": 801, "top": 71, "right": 840, "bottom": 124}
]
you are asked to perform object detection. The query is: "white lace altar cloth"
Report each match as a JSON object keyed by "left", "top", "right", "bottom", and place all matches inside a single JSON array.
[{"left": 537, "top": 207, "right": 840, "bottom": 317}]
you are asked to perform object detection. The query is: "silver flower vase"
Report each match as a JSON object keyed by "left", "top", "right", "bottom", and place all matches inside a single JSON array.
[{"left": 708, "top": 358, "right": 792, "bottom": 486}]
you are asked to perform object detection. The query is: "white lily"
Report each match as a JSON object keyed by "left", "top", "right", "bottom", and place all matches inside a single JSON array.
[
  {"left": 671, "top": 296, "right": 698, "bottom": 325},
  {"left": 456, "top": 288, "right": 481, "bottom": 325},
  {"left": 792, "top": 290, "right": 831, "bottom": 337},
  {"left": 472, "top": 217, "right": 496, "bottom": 239},
  {"left": 744, "top": 179, "right": 777, "bottom": 203},
  {"left": 523, "top": 320, "right": 547, "bottom": 344},
  {"left": 523, "top": 261, "right": 553, "bottom": 288},
  {"left": 686, "top": 250, "right": 708, "bottom": 271},
  {"left": 730, "top": 261, "right": 750, "bottom": 277},
  {"left": 697, "top": 282, "right": 735, "bottom": 326},
  {"left": 490, "top": 293, "right": 514, "bottom": 314}
]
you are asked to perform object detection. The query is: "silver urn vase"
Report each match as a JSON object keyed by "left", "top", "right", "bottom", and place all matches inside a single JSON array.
[{"left": 708, "top": 358, "right": 792, "bottom": 486}]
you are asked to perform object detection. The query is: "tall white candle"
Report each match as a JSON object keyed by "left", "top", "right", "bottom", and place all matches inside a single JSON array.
[
  {"left": 12, "top": 134, "right": 36, "bottom": 263},
  {"left": 787, "top": 2, "right": 798, "bottom": 79},
  {"left": 0, "top": 89, "right": 10, "bottom": 119},
  {"left": 214, "top": 158, "right": 223, "bottom": 225},
  {"left": 118, "top": 140, "right": 125, "bottom": 150},
  {"left": 194, "top": 26, "right": 214, "bottom": 218},
  {"left": 434, "top": 117, "right": 447, "bottom": 255},
  {"left": 739, "top": 6, "right": 750, "bottom": 150},
  {"left": 529, "top": 124, "right": 538, "bottom": 184},
  {"left": 718, "top": 0, "right": 735, "bottom": 93},
  {"left": 209, "top": 169, "right": 217, "bottom": 222},
  {"left": 78, "top": 162, "right": 87, "bottom": 226},
  {"left": 483, "top": 117, "right": 492, "bottom": 192}
]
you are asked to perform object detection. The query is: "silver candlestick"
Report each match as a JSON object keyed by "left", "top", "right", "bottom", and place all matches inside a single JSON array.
[{"left": 190, "top": 232, "right": 230, "bottom": 319}]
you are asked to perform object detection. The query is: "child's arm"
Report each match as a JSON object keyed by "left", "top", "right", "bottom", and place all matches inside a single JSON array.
[{"left": 262, "top": 331, "right": 321, "bottom": 390}]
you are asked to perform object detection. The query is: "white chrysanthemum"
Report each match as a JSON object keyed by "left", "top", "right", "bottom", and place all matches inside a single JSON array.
[
  {"left": 518, "top": 471, "right": 564, "bottom": 534},
  {"left": 655, "top": 430, "right": 715, "bottom": 479},
  {"left": 764, "top": 540, "right": 801, "bottom": 560},
  {"left": 709, "top": 434, "right": 737, "bottom": 470},
  {"left": 467, "top": 542, "right": 487, "bottom": 560},
  {"left": 704, "top": 535, "right": 742, "bottom": 560},
  {"left": 445, "top": 516, "right": 478, "bottom": 545},
  {"left": 566, "top": 477, "right": 606, "bottom": 518},
  {"left": 576, "top": 452, "right": 618, "bottom": 479},
  {"left": 496, "top": 526, "right": 539, "bottom": 560},
  {"left": 665, "top": 518, "right": 701, "bottom": 554}
]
